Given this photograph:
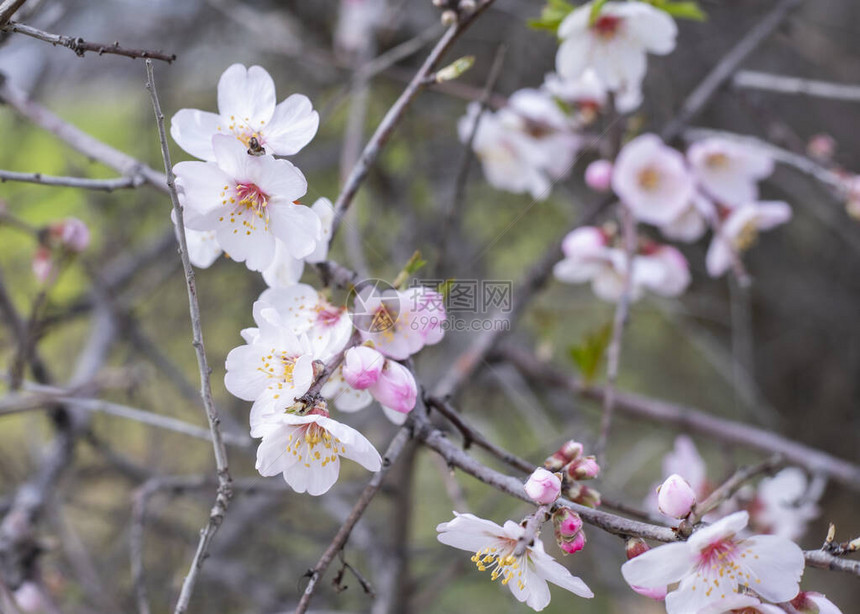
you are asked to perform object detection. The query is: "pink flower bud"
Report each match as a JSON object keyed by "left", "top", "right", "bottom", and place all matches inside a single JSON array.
[
  {"left": 572, "top": 484, "right": 601, "bottom": 508},
  {"left": 50, "top": 217, "right": 90, "bottom": 252},
  {"left": 565, "top": 455, "right": 600, "bottom": 481},
  {"left": 585, "top": 159, "right": 613, "bottom": 192},
  {"left": 31, "top": 247, "right": 53, "bottom": 283},
  {"left": 369, "top": 360, "right": 417, "bottom": 414},
  {"left": 807, "top": 134, "right": 836, "bottom": 161},
  {"left": 544, "top": 440, "right": 584, "bottom": 470},
  {"left": 656, "top": 473, "right": 697, "bottom": 518},
  {"left": 342, "top": 346, "right": 384, "bottom": 390},
  {"left": 791, "top": 591, "right": 843, "bottom": 614},
  {"left": 524, "top": 468, "right": 561, "bottom": 504},
  {"left": 554, "top": 508, "right": 583, "bottom": 538},
  {"left": 559, "top": 530, "right": 586, "bottom": 554}
]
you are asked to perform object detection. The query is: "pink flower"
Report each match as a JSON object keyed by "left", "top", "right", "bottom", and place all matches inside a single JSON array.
[
  {"left": 751, "top": 468, "right": 818, "bottom": 541},
  {"left": 636, "top": 244, "right": 691, "bottom": 298},
  {"left": 369, "top": 360, "right": 418, "bottom": 418},
  {"left": 565, "top": 456, "right": 600, "bottom": 481},
  {"left": 524, "top": 468, "right": 562, "bottom": 504},
  {"left": 706, "top": 201, "right": 792, "bottom": 277},
  {"left": 656, "top": 474, "right": 697, "bottom": 518},
  {"left": 342, "top": 346, "right": 385, "bottom": 390},
  {"left": 621, "top": 511, "right": 805, "bottom": 614},
  {"left": 612, "top": 133, "right": 694, "bottom": 226},
  {"left": 31, "top": 247, "right": 53, "bottom": 283},
  {"left": 559, "top": 530, "right": 586, "bottom": 555},
  {"left": 688, "top": 137, "right": 774, "bottom": 207},
  {"left": 585, "top": 159, "right": 613, "bottom": 191},
  {"left": 355, "top": 285, "right": 445, "bottom": 360},
  {"left": 50, "top": 217, "right": 90, "bottom": 252}
]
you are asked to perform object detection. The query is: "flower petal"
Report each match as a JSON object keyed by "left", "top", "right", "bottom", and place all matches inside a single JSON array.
[
  {"left": 170, "top": 109, "right": 222, "bottom": 161},
  {"left": 265, "top": 94, "right": 320, "bottom": 155},
  {"left": 217, "top": 64, "right": 276, "bottom": 127}
]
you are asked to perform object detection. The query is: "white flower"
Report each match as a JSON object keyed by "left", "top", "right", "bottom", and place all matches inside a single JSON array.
[
  {"left": 697, "top": 593, "right": 785, "bottom": 614},
  {"left": 751, "top": 468, "right": 818, "bottom": 541},
  {"left": 320, "top": 366, "right": 374, "bottom": 412},
  {"left": 612, "top": 133, "right": 694, "bottom": 226},
  {"left": 636, "top": 244, "right": 691, "bottom": 297},
  {"left": 171, "top": 63, "right": 319, "bottom": 161},
  {"left": 688, "top": 138, "right": 774, "bottom": 207},
  {"left": 544, "top": 69, "right": 641, "bottom": 115},
  {"left": 706, "top": 201, "right": 792, "bottom": 277},
  {"left": 791, "top": 591, "right": 844, "bottom": 614},
  {"left": 355, "top": 285, "right": 445, "bottom": 360},
  {"left": 621, "top": 511, "right": 805, "bottom": 614},
  {"left": 261, "top": 197, "right": 336, "bottom": 288},
  {"left": 174, "top": 135, "right": 320, "bottom": 272},
  {"left": 661, "top": 193, "right": 717, "bottom": 243},
  {"left": 436, "top": 512, "right": 593, "bottom": 611},
  {"left": 556, "top": 1, "right": 676, "bottom": 94},
  {"left": 253, "top": 410, "right": 381, "bottom": 495}
]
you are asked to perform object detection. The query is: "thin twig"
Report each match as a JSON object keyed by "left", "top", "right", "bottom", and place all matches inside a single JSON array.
[
  {"left": 0, "top": 0, "right": 26, "bottom": 25},
  {"left": 0, "top": 170, "right": 142, "bottom": 191},
  {"left": 661, "top": 0, "right": 805, "bottom": 141},
  {"left": 734, "top": 70, "right": 860, "bottom": 103},
  {"left": 144, "top": 60, "right": 233, "bottom": 614},
  {"left": 2, "top": 21, "right": 175, "bottom": 63}
]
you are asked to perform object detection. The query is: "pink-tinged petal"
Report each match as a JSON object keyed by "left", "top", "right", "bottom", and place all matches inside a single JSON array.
[
  {"left": 265, "top": 94, "right": 320, "bottom": 155},
  {"left": 695, "top": 592, "right": 763, "bottom": 614},
  {"left": 174, "top": 160, "right": 231, "bottom": 220},
  {"left": 380, "top": 404, "right": 409, "bottom": 424},
  {"left": 217, "top": 64, "right": 276, "bottom": 126},
  {"left": 740, "top": 535, "right": 805, "bottom": 603},
  {"left": 706, "top": 236, "right": 733, "bottom": 278},
  {"left": 621, "top": 542, "right": 693, "bottom": 588},
  {"left": 215, "top": 217, "right": 276, "bottom": 271},
  {"left": 268, "top": 203, "right": 321, "bottom": 260},
  {"left": 436, "top": 513, "right": 506, "bottom": 552},
  {"left": 754, "top": 201, "right": 792, "bottom": 230},
  {"left": 688, "top": 511, "right": 750, "bottom": 553},
  {"left": 805, "top": 593, "right": 843, "bottom": 614},
  {"left": 170, "top": 109, "right": 222, "bottom": 161}
]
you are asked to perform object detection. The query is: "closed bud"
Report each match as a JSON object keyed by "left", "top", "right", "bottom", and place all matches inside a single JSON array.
[
  {"left": 656, "top": 474, "right": 696, "bottom": 519},
  {"left": 524, "top": 468, "right": 562, "bottom": 505},
  {"left": 559, "top": 530, "right": 586, "bottom": 554},
  {"left": 440, "top": 9, "right": 457, "bottom": 25},
  {"left": 31, "top": 247, "right": 53, "bottom": 284},
  {"left": 585, "top": 159, "right": 613, "bottom": 192},
  {"left": 553, "top": 507, "right": 583, "bottom": 538},
  {"left": 459, "top": 0, "right": 476, "bottom": 11},
  {"left": 625, "top": 537, "right": 650, "bottom": 560},
  {"left": 573, "top": 485, "right": 601, "bottom": 508},
  {"left": 49, "top": 217, "right": 90, "bottom": 252},
  {"left": 566, "top": 455, "right": 600, "bottom": 481},
  {"left": 545, "top": 440, "right": 584, "bottom": 470},
  {"left": 369, "top": 360, "right": 418, "bottom": 415},
  {"left": 562, "top": 481, "right": 583, "bottom": 502},
  {"left": 342, "top": 346, "right": 384, "bottom": 390}
]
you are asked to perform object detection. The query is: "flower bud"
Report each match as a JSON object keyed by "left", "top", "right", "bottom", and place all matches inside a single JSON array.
[
  {"left": 552, "top": 507, "right": 586, "bottom": 555},
  {"left": 791, "top": 591, "right": 842, "bottom": 614},
  {"left": 49, "top": 217, "right": 90, "bottom": 252},
  {"left": 342, "top": 346, "right": 384, "bottom": 390},
  {"left": 544, "top": 440, "right": 583, "bottom": 470},
  {"left": 585, "top": 159, "right": 613, "bottom": 192},
  {"left": 369, "top": 360, "right": 417, "bottom": 414},
  {"left": 573, "top": 484, "right": 601, "bottom": 508},
  {"left": 559, "top": 530, "right": 586, "bottom": 554},
  {"left": 524, "top": 468, "right": 561, "bottom": 505},
  {"left": 565, "top": 455, "right": 600, "bottom": 481},
  {"left": 32, "top": 247, "right": 53, "bottom": 283},
  {"left": 440, "top": 9, "right": 457, "bottom": 25},
  {"left": 656, "top": 474, "right": 696, "bottom": 518}
]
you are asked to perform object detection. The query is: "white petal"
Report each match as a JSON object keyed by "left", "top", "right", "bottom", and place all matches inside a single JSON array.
[
  {"left": 531, "top": 552, "right": 594, "bottom": 598},
  {"left": 305, "top": 198, "right": 335, "bottom": 263},
  {"left": 269, "top": 203, "right": 321, "bottom": 260},
  {"left": 304, "top": 459, "right": 341, "bottom": 496},
  {"left": 184, "top": 229, "right": 222, "bottom": 268},
  {"left": 436, "top": 513, "right": 506, "bottom": 552},
  {"left": 706, "top": 236, "right": 733, "bottom": 278},
  {"left": 170, "top": 109, "right": 222, "bottom": 161},
  {"left": 687, "top": 512, "right": 750, "bottom": 553},
  {"left": 262, "top": 240, "right": 305, "bottom": 288},
  {"left": 217, "top": 64, "right": 276, "bottom": 127},
  {"left": 224, "top": 344, "right": 271, "bottom": 401},
  {"left": 621, "top": 542, "right": 694, "bottom": 588},
  {"left": 555, "top": 36, "right": 591, "bottom": 82},
  {"left": 741, "top": 535, "right": 805, "bottom": 603},
  {"left": 174, "top": 161, "right": 231, "bottom": 222},
  {"left": 265, "top": 94, "right": 320, "bottom": 156},
  {"left": 215, "top": 217, "right": 276, "bottom": 271},
  {"left": 624, "top": 3, "right": 678, "bottom": 54}
]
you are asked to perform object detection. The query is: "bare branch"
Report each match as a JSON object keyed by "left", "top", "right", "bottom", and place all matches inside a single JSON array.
[
  {"left": 0, "top": 169, "right": 142, "bottom": 191},
  {"left": 144, "top": 60, "right": 233, "bottom": 614},
  {"left": 2, "top": 21, "right": 175, "bottom": 63},
  {"left": 734, "top": 70, "right": 860, "bottom": 103}
]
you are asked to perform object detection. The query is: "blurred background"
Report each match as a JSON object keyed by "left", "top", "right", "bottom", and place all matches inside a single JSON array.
[{"left": 0, "top": 0, "right": 859, "bottom": 612}]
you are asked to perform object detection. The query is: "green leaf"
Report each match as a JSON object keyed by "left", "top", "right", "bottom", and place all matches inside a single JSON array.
[
  {"left": 645, "top": 0, "right": 707, "bottom": 21},
  {"left": 527, "top": 0, "right": 576, "bottom": 35},
  {"left": 568, "top": 322, "right": 613, "bottom": 384},
  {"left": 393, "top": 250, "right": 427, "bottom": 289}
]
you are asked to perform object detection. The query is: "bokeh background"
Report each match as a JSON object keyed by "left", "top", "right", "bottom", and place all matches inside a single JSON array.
[{"left": 0, "top": 0, "right": 859, "bottom": 612}]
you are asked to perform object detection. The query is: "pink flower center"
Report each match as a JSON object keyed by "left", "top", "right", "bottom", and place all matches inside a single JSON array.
[
  {"left": 592, "top": 15, "right": 622, "bottom": 39},
  {"left": 236, "top": 183, "right": 269, "bottom": 215},
  {"left": 697, "top": 538, "right": 737, "bottom": 568},
  {"left": 316, "top": 304, "right": 345, "bottom": 328},
  {"left": 637, "top": 167, "right": 661, "bottom": 191}
]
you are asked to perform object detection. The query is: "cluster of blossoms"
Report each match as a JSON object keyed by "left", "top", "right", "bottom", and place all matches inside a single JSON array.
[
  {"left": 554, "top": 133, "right": 792, "bottom": 301},
  {"left": 463, "top": 0, "right": 678, "bottom": 200},
  {"left": 169, "top": 65, "right": 448, "bottom": 496}
]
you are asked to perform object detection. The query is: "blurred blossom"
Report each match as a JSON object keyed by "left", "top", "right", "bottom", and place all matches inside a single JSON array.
[
  {"left": 183, "top": 229, "right": 222, "bottom": 268},
  {"left": 687, "top": 137, "right": 774, "bottom": 208},
  {"left": 612, "top": 133, "right": 694, "bottom": 226},
  {"left": 706, "top": 201, "right": 792, "bottom": 277},
  {"left": 342, "top": 345, "right": 384, "bottom": 390},
  {"left": 13, "top": 582, "right": 46, "bottom": 613},
  {"left": 524, "top": 468, "right": 562, "bottom": 504},
  {"left": 806, "top": 134, "right": 836, "bottom": 162},
  {"left": 791, "top": 591, "right": 844, "bottom": 614},
  {"left": 556, "top": 1, "right": 676, "bottom": 98},
  {"left": 31, "top": 247, "right": 53, "bottom": 283},
  {"left": 171, "top": 64, "right": 318, "bottom": 161},
  {"left": 661, "top": 193, "right": 717, "bottom": 243},
  {"left": 334, "top": 0, "right": 385, "bottom": 57},
  {"left": 49, "top": 217, "right": 89, "bottom": 252},
  {"left": 585, "top": 159, "right": 613, "bottom": 191},
  {"left": 437, "top": 512, "right": 593, "bottom": 611},
  {"left": 750, "top": 468, "right": 818, "bottom": 541}
]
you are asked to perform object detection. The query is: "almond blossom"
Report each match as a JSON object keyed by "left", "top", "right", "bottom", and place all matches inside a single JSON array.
[
  {"left": 621, "top": 511, "right": 805, "bottom": 614},
  {"left": 174, "top": 135, "right": 320, "bottom": 272},
  {"left": 688, "top": 138, "right": 774, "bottom": 208},
  {"left": 661, "top": 193, "right": 717, "bottom": 243},
  {"left": 252, "top": 408, "right": 381, "bottom": 496},
  {"left": 436, "top": 512, "right": 593, "bottom": 611},
  {"left": 262, "top": 197, "right": 336, "bottom": 287},
  {"left": 706, "top": 201, "right": 792, "bottom": 277},
  {"left": 750, "top": 468, "right": 818, "bottom": 541},
  {"left": 170, "top": 63, "right": 318, "bottom": 161},
  {"left": 657, "top": 474, "right": 697, "bottom": 518},
  {"left": 791, "top": 591, "right": 844, "bottom": 614},
  {"left": 556, "top": 1, "right": 677, "bottom": 96},
  {"left": 524, "top": 468, "right": 561, "bottom": 505},
  {"left": 184, "top": 229, "right": 223, "bottom": 269},
  {"left": 697, "top": 594, "right": 785, "bottom": 614},
  {"left": 544, "top": 69, "right": 642, "bottom": 116},
  {"left": 612, "top": 133, "right": 695, "bottom": 226}
]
